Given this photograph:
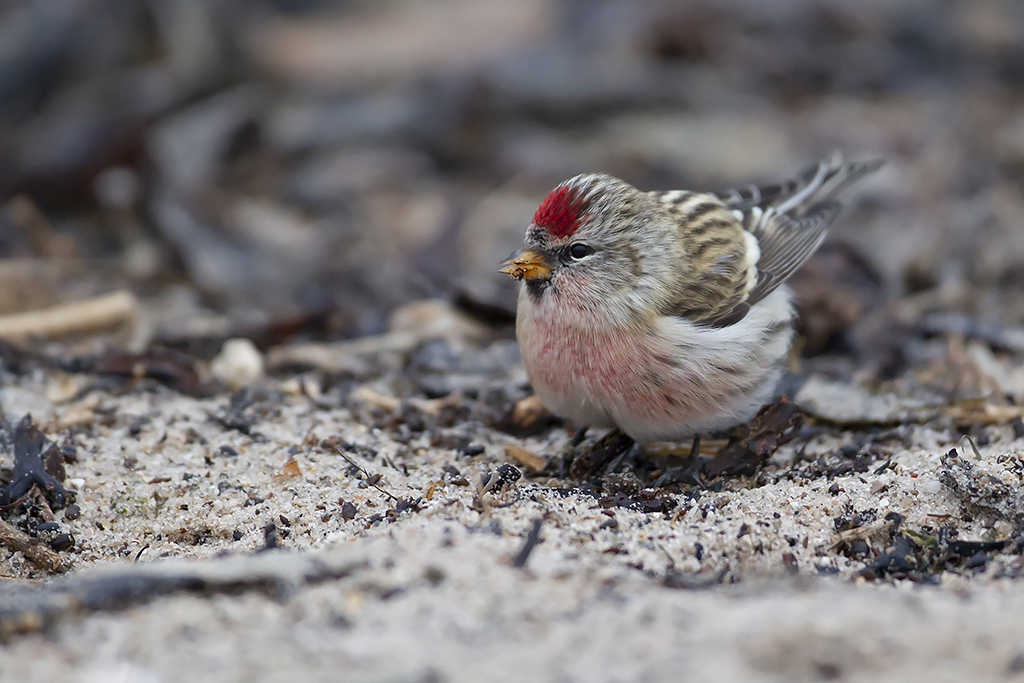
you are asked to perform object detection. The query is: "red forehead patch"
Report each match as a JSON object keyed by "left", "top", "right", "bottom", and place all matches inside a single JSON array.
[{"left": 533, "top": 185, "right": 585, "bottom": 239}]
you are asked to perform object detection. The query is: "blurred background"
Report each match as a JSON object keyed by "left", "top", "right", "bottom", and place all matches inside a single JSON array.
[{"left": 2, "top": 0, "right": 1024, "bottom": 395}]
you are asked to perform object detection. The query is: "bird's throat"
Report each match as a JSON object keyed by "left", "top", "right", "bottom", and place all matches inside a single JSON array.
[{"left": 525, "top": 278, "right": 552, "bottom": 301}]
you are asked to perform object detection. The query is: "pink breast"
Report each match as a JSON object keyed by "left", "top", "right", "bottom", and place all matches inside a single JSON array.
[{"left": 521, "top": 312, "right": 681, "bottom": 418}]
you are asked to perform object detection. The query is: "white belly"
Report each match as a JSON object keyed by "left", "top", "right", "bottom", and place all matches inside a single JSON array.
[{"left": 516, "top": 287, "right": 794, "bottom": 443}]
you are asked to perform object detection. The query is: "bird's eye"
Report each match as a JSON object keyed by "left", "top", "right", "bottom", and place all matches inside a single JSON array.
[{"left": 567, "top": 243, "right": 591, "bottom": 260}]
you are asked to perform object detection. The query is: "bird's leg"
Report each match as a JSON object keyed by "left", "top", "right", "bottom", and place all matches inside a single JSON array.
[
  {"left": 681, "top": 435, "right": 705, "bottom": 483},
  {"left": 652, "top": 434, "right": 704, "bottom": 488}
]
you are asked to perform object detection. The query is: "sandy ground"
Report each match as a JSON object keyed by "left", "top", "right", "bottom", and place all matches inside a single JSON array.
[
  {"left": 3, "top": 1, "right": 1024, "bottom": 680},
  {"left": 1, "top": 366, "right": 1023, "bottom": 682}
]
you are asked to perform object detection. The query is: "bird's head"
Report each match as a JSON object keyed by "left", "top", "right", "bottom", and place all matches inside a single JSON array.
[{"left": 500, "top": 173, "right": 675, "bottom": 321}]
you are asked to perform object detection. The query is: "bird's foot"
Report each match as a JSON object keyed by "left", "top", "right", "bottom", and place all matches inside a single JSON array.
[{"left": 653, "top": 435, "right": 705, "bottom": 488}]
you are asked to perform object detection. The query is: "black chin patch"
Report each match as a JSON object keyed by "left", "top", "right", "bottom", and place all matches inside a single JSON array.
[{"left": 525, "top": 279, "right": 551, "bottom": 301}]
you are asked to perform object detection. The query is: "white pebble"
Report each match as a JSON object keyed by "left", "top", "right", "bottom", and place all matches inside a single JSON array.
[
  {"left": 923, "top": 479, "right": 942, "bottom": 494},
  {"left": 212, "top": 338, "right": 265, "bottom": 388}
]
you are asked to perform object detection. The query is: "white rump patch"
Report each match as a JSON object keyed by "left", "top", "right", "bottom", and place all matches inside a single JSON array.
[{"left": 742, "top": 231, "right": 760, "bottom": 294}]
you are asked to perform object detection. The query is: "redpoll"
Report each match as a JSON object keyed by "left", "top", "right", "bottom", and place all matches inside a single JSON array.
[{"left": 500, "top": 154, "right": 882, "bottom": 444}]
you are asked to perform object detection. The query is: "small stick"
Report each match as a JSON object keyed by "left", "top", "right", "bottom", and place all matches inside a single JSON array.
[
  {"left": 0, "top": 518, "right": 73, "bottom": 574},
  {"left": 512, "top": 518, "right": 543, "bottom": 569},
  {"left": 333, "top": 447, "right": 400, "bottom": 503},
  {"left": 0, "top": 290, "right": 137, "bottom": 341},
  {"left": 958, "top": 434, "right": 983, "bottom": 459}
]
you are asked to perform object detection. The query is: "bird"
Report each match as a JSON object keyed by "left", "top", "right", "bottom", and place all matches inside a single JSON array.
[{"left": 499, "top": 154, "right": 882, "bottom": 447}]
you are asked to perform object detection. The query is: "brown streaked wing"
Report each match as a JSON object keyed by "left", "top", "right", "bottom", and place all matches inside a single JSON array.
[
  {"left": 652, "top": 191, "right": 756, "bottom": 326},
  {"left": 700, "top": 157, "right": 883, "bottom": 327},
  {"left": 696, "top": 203, "right": 838, "bottom": 329}
]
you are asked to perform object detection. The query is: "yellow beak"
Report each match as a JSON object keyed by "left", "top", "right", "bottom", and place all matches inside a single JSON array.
[{"left": 499, "top": 249, "right": 552, "bottom": 282}]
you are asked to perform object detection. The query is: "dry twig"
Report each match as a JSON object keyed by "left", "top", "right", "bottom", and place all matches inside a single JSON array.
[
  {"left": 504, "top": 443, "right": 546, "bottom": 471},
  {"left": 0, "top": 290, "right": 137, "bottom": 341},
  {"left": 0, "top": 518, "right": 74, "bottom": 574}
]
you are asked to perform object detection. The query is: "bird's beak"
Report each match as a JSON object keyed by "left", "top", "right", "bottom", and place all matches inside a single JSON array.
[{"left": 499, "top": 249, "right": 552, "bottom": 282}]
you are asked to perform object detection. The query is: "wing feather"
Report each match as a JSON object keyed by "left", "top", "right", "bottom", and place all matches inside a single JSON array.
[{"left": 698, "top": 154, "right": 882, "bottom": 327}]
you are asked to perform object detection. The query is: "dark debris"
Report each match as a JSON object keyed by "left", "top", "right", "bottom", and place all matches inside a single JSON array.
[
  {"left": 92, "top": 348, "right": 203, "bottom": 395},
  {"left": 0, "top": 416, "right": 70, "bottom": 509},
  {"left": 704, "top": 398, "right": 804, "bottom": 479},
  {"left": 568, "top": 430, "right": 636, "bottom": 480},
  {"left": 0, "top": 552, "right": 368, "bottom": 641},
  {"left": 512, "top": 518, "right": 543, "bottom": 569},
  {"left": 940, "top": 448, "right": 1024, "bottom": 525},
  {"left": 482, "top": 463, "right": 522, "bottom": 494},
  {"left": 663, "top": 567, "right": 729, "bottom": 590}
]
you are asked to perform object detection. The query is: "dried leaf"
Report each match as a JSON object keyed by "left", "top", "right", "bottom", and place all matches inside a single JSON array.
[{"left": 275, "top": 458, "right": 302, "bottom": 480}]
